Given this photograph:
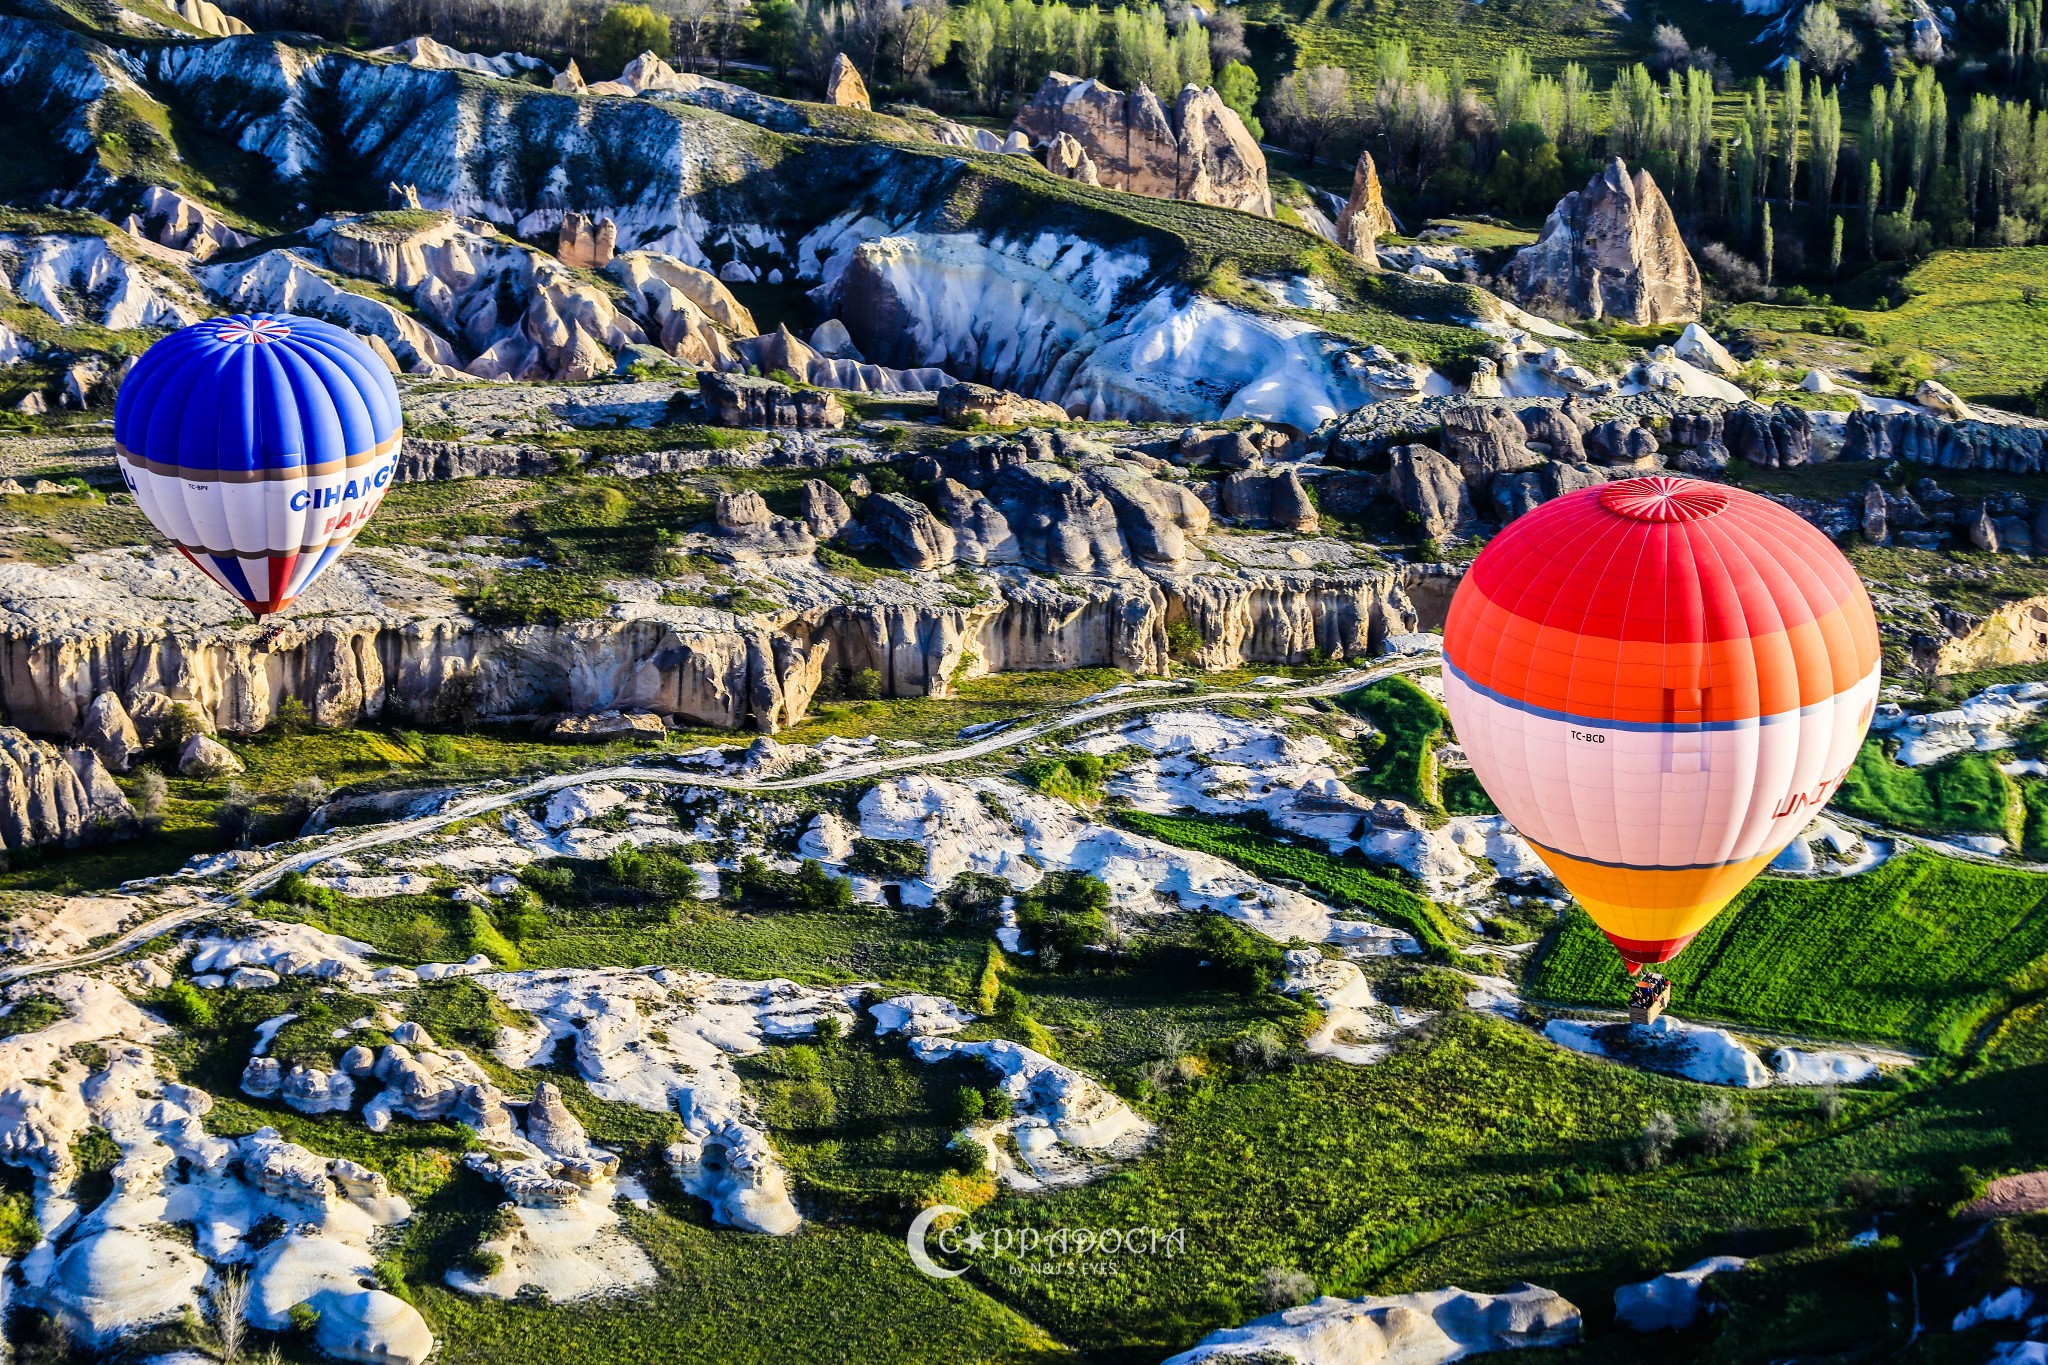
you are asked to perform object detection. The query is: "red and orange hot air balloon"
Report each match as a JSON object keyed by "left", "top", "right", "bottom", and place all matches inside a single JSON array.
[{"left": 1442, "top": 475, "right": 1880, "bottom": 974}]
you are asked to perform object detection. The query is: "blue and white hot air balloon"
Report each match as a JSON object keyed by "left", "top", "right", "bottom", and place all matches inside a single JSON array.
[{"left": 114, "top": 313, "right": 403, "bottom": 618}]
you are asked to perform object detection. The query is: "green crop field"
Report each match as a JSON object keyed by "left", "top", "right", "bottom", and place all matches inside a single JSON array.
[
  {"left": 1831, "top": 739, "right": 2017, "bottom": 841},
  {"left": 1527, "top": 852, "right": 2048, "bottom": 1051},
  {"left": 1116, "top": 809, "right": 1458, "bottom": 953}
]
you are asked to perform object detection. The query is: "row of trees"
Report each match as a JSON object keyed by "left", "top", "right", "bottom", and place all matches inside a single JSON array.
[{"left": 1256, "top": 35, "right": 2048, "bottom": 285}]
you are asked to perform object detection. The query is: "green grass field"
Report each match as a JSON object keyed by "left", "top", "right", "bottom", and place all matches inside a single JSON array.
[
  {"left": 1527, "top": 852, "right": 2048, "bottom": 1051},
  {"left": 1336, "top": 675, "right": 1446, "bottom": 812},
  {"left": 1831, "top": 739, "right": 2017, "bottom": 841},
  {"left": 967, "top": 1009, "right": 1821, "bottom": 1358},
  {"left": 1116, "top": 809, "right": 1457, "bottom": 953}
]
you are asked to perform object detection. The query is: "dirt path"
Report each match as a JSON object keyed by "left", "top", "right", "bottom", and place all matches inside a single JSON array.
[{"left": 0, "top": 656, "right": 1438, "bottom": 985}]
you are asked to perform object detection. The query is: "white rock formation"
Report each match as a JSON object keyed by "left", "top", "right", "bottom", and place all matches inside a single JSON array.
[
  {"left": 1164, "top": 1284, "right": 1582, "bottom": 1363},
  {"left": 1614, "top": 1256, "right": 1747, "bottom": 1332},
  {"left": 906, "top": 1036, "right": 1152, "bottom": 1189},
  {"left": 477, "top": 967, "right": 862, "bottom": 1234},
  {"left": 870, "top": 994, "right": 974, "bottom": 1038},
  {"left": 0, "top": 232, "right": 204, "bottom": 330},
  {"left": 855, "top": 773, "right": 1345, "bottom": 944}
]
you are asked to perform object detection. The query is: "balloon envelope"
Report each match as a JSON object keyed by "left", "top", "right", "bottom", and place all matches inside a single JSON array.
[
  {"left": 1442, "top": 476, "right": 1880, "bottom": 971},
  {"left": 114, "top": 313, "right": 403, "bottom": 618}
]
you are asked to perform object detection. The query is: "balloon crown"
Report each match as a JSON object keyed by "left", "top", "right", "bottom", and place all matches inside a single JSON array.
[
  {"left": 210, "top": 315, "right": 294, "bottom": 345},
  {"left": 1598, "top": 475, "right": 1731, "bottom": 523}
]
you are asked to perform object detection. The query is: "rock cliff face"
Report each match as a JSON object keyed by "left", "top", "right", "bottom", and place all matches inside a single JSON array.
[
  {"left": 1507, "top": 159, "right": 1702, "bottom": 325},
  {"left": 1843, "top": 406, "right": 2048, "bottom": 473},
  {"left": 0, "top": 516, "right": 1454, "bottom": 740},
  {"left": 206, "top": 214, "right": 646, "bottom": 381},
  {"left": 1011, "top": 73, "right": 1274, "bottom": 217}
]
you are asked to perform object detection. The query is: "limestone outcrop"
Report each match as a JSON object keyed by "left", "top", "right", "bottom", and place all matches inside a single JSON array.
[
  {"left": 1046, "top": 131, "right": 1100, "bottom": 185},
  {"left": 0, "top": 728, "right": 134, "bottom": 853},
  {"left": 121, "top": 184, "right": 253, "bottom": 260},
  {"left": 1507, "top": 159, "right": 1702, "bottom": 325},
  {"left": 1164, "top": 1285, "right": 1581, "bottom": 1364},
  {"left": 204, "top": 214, "right": 645, "bottom": 380},
  {"left": 714, "top": 491, "right": 816, "bottom": 558},
  {"left": 1336, "top": 151, "right": 1396, "bottom": 260},
  {"left": 824, "top": 53, "right": 869, "bottom": 109},
  {"left": 1387, "top": 445, "right": 1474, "bottom": 541},
  {"left": 1010, "top": 72, "right": 1273, "bottom": 217},
  {"left": 863, "top": 494, "right": 957, "bottom": 571},
  {"left": 940, "top": 381, "right": 1069, "bottom": 426},
  {"left": 699, "top": 372, "right": 847, "bottom": 429},
  {"left": 1220, "top": 467, "right": 1318, "bottom": 533},
  {"left": 75, "top": 691, "right": 139, "bottom": 772}
]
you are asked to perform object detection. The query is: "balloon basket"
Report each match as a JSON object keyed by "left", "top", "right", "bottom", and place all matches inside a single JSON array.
[{"left": 1627, "top": 974, "right": 1672, "bottom": 1027}]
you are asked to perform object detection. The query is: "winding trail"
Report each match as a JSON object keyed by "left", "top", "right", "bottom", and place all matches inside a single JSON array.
[{"left": 1, "top": 656, "right": 1440, "bottom": 985}]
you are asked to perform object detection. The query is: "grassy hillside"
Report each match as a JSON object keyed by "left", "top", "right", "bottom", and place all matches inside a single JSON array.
[
  {"left": 1727, "top": 247, "right": 2048, "bottom": 408},
  {"left": 1526, "top": 852, "right": 2048, "bottom": 1052}
]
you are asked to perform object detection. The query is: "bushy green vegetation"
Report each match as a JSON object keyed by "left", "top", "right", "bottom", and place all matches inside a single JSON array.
[
  {"left": 461, "top": 568, "right": 618, "bottom": 627},
  {"left": 1528, "top": 852, "right": 2048, "bottom": 1051},
  {"left": 1337, "top": 676, "right": 1447, "bottom": 812},
  {"left": 1116, "top": 810, "right": 1456, "bottom": 954},
  {"left": 1010, "top": 870, "right": 1112, "bottom": 959},
  {"left": 1831, "top": 738, "right": 2016, "bottom": 838},
  {"left": 1016, "top": 752, "right": 1121, "bottom": 805}
]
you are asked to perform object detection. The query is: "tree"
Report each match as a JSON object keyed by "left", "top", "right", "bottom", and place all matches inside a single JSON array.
[
  {"left": 1830, "top": 213, "right": 1845, "bottom": 278},
  {"left": 212, "top": 1267, "right": 250, "bottom": 1364},
  {"left": 1217, "top": 60, "right": 1262, "bottom": 139},
  {"left": 751, "top": 0, "right": 800, "bottom": 76},
  {"left": 1012, "top": 870, "right": 1111, "bottom": 958},
  {"left": 1206, "top": 8, "right": 1248, "bottom": 67},
  {"left": 594, "top": 2, "right": 671, "bottom": 76},
  {"left": 671, "top": 0, "right": 715, "bottom": 71},
  {"left": 957, "top": 1, "right": 999, "bottom": 109},
  {"left": 1266, "top": 64, "right": 1356, "bottom": 166},
  {"left": 896, "top": 0, "right": 953, "bottom": 85},
  {"left": 133, "top": 767, "right": 167, "bottom": 827},
  {"left": 1797, "top": 3, "right": 1862, "bottom": 79}
]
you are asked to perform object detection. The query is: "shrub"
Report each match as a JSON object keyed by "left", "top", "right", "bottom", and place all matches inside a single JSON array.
[
  {"left": 1017, "top": 753, "right": 1110, "bottom": 805},
  {"left": 1635, "top": 1110, "right": 1679, "bottom": 1169},
  {"left": 949, "top": 1130, "right": 989, "bottom": 1174},
  {"left": 1012, "top": 871, "right": 1111, "bottom": 959},
  {"left": 1192, "top": 913, "right": 1285, "bottom": 995},
  {"left": 1694, "top": 1096, "right": 1757, "bottom": 1156},
  {"left": 462, "top": 569, "right": 615, "bottom": 627},
  {"left": 286, "top": 1302, "right": 322, "bottom": 1334},
  {"left": 158, "top": 703, "right": 205, "bottom": 758},
  {"left": 1257, "top": 1266, "right": 1317, "bottom": 1311},
  {"left": 271, "top": 696, "right": 313, "bottom": 736},
  {"left": 1166, "top": 619, "right": 1204, "bottom": 659},
  {"left": 1380, "top": 968, "right": 1468, "bottom": 1013},
  {"left": 847, "top": 838, "right": 926, "bottom": 879},
  {"left": 157, "top": 980, "right": 215, "bottom": 1030},
  {"left": 948, "top": 1085, "right": 987, "bottom": 1126},
  {"left": 731, "top": 855, "right": 855, "bottom": 913},
  {"left": 845, "top": 667, "right": 882, "bottom": 701}
]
